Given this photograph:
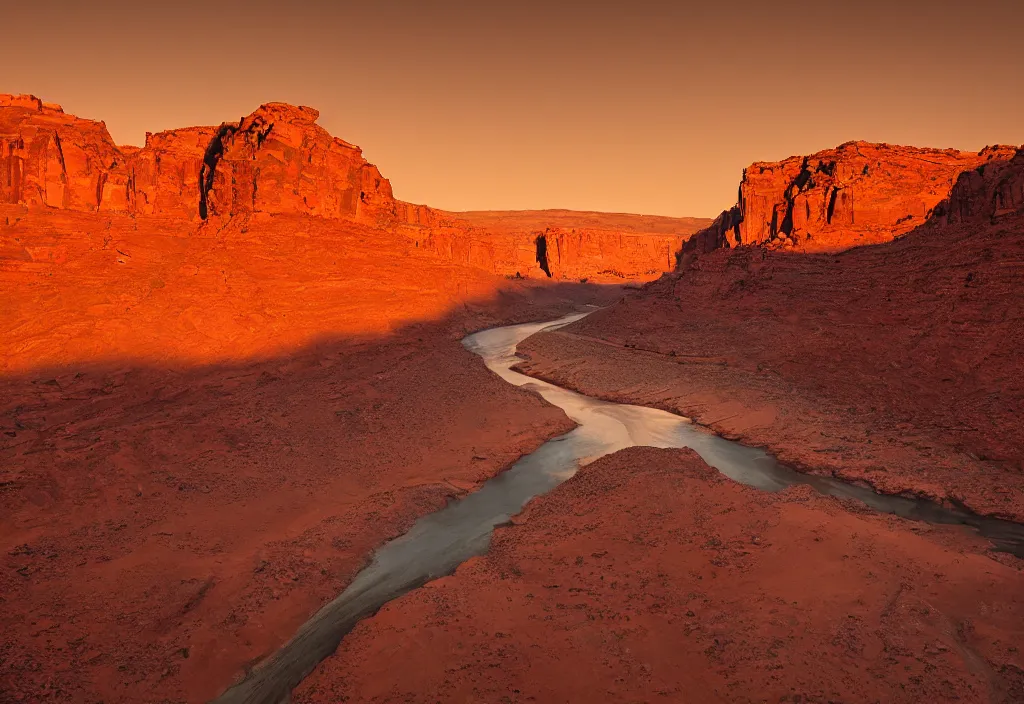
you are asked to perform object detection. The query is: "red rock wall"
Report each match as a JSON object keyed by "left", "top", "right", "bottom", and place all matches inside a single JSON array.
[
  {"left": 127, "top": 127, "right": 216, "bottom": 218},
  {"left": 682, "top": 141, "right": 1012, "bottom": 261},
  {"left": 0, "top": 93, "right": 686, "bottom": 281},
  {"left": 677, "top": 205, "right": 742, "bottom": 261},
  {"left": 543, "top": 228, "right": 682, "bottom": 279},
  {"left": 0, "top": 94, "right": 427, "bottom": 226},
  {"left": 944, "top": 146, "right": 1024, "bottom": 224},
  {"left": 200, "top": 103, "right": 381, "bottom": 221},
  {"left": 415, "top": 225, "right": 686, "bottom": 280},
  {"left": 1, "top": 95, "right": 127, "bottom": 212}
]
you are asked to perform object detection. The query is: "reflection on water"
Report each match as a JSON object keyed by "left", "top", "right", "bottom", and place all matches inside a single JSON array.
[{"left": 215, "top": 310, "right": 1024, "bottom": 704}]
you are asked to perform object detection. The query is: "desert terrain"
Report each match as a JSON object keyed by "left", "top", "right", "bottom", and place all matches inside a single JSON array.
[
  {"left": 295, "top": 447, "right": 1024, "bottom": 703},
  {"left": 2, "top": 90, "right": 1023, "bottom": 704},
  {"left": 287, "top": 141, "right": 1024, "bottom": 704},
  {"left": 517, "top": 143, "right": 1024, "bottom": 520},
  {"left": 0, "top": 95, "right": 695, "bottom": 701}
]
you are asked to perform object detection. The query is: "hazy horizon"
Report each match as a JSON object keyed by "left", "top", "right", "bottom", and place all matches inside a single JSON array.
[{"left": 6, "top": 0, "right": 1023, "bottom": 218}]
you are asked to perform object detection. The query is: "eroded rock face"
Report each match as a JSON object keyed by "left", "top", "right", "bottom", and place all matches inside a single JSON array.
[
  {"left": 0, "top": 95, "right": 129, "bottom": 212},
  {"left": 677, "top": 205, "right": 742, "bottom": 261},
  {"left": 197, "top": 102, "right": 402, "bottom": 223},
  {"left": 416, "top": 225, "right": 692, "bottom": 281},
  {"left": 541, "top": 228, "right": 682, "bottom": 279},
  {"left": 0, "top": 95, "right": 418, "bottom": 224},
  {"left": 944, "top": 146, "right": 1024, "bottom": 224},
  {"left": 127, "top": 127, "right": 217, "bottom": 218},
  {"left": 0, "top": 94, "right": 696, "bottom": 280},
  {"left": 682, "top": 141, "right": 1011, "bottom": 260},
  {"left": 420, "top": 211, "right": 710, "bottom": 281}
]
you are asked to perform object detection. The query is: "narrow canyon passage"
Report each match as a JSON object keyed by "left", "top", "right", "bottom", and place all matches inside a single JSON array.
[{"left": 216, "top": 312, "right": 1024, "bottom": 703}]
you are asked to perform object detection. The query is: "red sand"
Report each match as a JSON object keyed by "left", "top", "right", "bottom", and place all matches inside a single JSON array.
[
  {"left": 1, "top": 94, "right": 701, "bottom": 701},
  {"left": 0, "top": 206, "right": 625, "bottom": 701},
  {"left": 4, "top": 92, "right": 1023, "bottom": 703},
  {"left": 294, "top": 447, "right": 1024, "bottom": 703}
]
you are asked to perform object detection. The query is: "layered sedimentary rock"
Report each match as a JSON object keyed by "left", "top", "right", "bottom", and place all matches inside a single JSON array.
[
  {"left": 418, "top": 210, "right": 709, "bottom": 281},
  {"left": 681, "top": 141, "right": 1009, "bottom": 261},
  {"left": 514, "top": 142, "right": 1024, "bottom": 519},
  {"left": 677, "top": 205, "right": 742, "bottom": 259},
  {"left": 196, "top": 102, "right": 405, "bottom": 223},
  {"left": 0, "top": 95, "right": 128, "bottom": 211},
  {"left": 1, "top": 94, "right": 694, "bottom": 280},
  {"left": 0, "top": 94, "right": 419, "bottom": 225},
  {"left": 538, "top": 228, "right": 684, "bottom": 279},
  {"left": 418, "top": 225, "right": 691, "bottom": 280},
  {"left": 944, "top": 146, "right": 1024, "bottom": 224},
  {"left": 126, "top": 127, "right": 216, "bottom": 218}
]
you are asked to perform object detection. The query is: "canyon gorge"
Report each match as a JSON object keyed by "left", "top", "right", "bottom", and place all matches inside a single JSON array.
[
  {"left": 0, "top": 94, "right": 705, "bottom": 290},
  {"left": 2, "top": 91, "right": 1022, "bottom": 704}
]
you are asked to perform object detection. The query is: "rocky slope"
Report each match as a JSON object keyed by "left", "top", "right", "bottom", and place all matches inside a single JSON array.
[
  {"left": 517, "top": 146, "right": 1024, "bottom": 520},
  {"left": 295, "top": 447, "right": 1024, "bottom": 703},
  {"left": 680, "top": 141, "right": 1016, "bottom": 260}
]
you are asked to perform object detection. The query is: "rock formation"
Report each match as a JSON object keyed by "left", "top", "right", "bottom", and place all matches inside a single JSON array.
[
  {"left": 0, "top": 95, "right": 127, "bottom": 211},
  {"left": 0, "top": 94, "right": 421, "bottom": 225},
  {"left": 943, "top": 146, "right": 1024, "bottom": 224},
  {"left": 126, "top": 127, "right": 216, "bottom": 218},
  {"left": 680, "top": 141, "right": 1013, "bottom": 262},
  {"left": 1, "top": 94, "right": 701, "bottom": 281},
  {"left": 416, "top": 225, "right": 692, "bottom": 281},
  {"left": 196, "top": 102, "right": 403, "bottom": 223},
  {"left": 513, "top": 141, "right": 1024, "bottom": 520}
]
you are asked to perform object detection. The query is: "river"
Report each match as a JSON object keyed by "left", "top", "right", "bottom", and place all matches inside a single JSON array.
[{"left": 214, "top": 310, "right": 1024, "bottom": 704}]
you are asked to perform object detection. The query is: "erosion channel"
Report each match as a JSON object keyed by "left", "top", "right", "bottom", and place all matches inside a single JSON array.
[{"left": 215, "top": 310, "right": 1024, "bottom": 704}]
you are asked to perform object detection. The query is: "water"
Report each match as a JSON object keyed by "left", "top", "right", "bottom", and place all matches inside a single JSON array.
[{"left": 214, "top": 310, "right": 1024, "bottom": 704}]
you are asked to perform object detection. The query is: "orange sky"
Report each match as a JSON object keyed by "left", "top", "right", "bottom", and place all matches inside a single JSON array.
[{"left": 6, "top": 0, "right": 1023, "bottom": 217}]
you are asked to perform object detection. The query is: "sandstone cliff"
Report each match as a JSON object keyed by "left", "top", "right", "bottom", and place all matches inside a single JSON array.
[
  {"left": 0, "top": 94, "right": 422, "bottom": 225},
  {"left": 127, "top": 127, "right": 217, "bottom": 218},
  {"left": 196, "top": 102, "right": 402, "bottom": 223},
  {"left": 515, "top": 144, "right": 1024, "bottom": 520},
  {"left": 943, "top": 146, "right": 1024, "bottom": 224},
  {"left": 417, "top": 221, "right": 703, "bottom": 281},
  {"left": 1, "top": 94, "right": 702, "bottom": 281},
  {"left": 0, "top": 95, "right": 127, "bottom": 211},
  {"left": 680, "top": 141, "right": 1014, "bottom": 262}
]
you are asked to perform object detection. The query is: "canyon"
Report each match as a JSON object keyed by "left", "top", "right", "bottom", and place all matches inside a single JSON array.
[
  {"left": 2, "top": 91, "right": 1023, "bottom": 704},
  {"left": 290, "top": 143, "right": 1024, "bottom": 704},
  {"left": 516, "top": 144, "right": 1024, "bottom": 520},
  {"left": 295, "top": 447, "right": 1024, "bottom": 703},
  {"left": 0, "top": 94, "right": 707, "bottom": 286},
  {"left": 0, "top": 94, "right": 699, "bottom": 702}
]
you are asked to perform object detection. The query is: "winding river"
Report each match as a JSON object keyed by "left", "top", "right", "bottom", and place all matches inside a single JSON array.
[{"left": 215, "top": 310, "right": 1024, "bottom": 704}]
